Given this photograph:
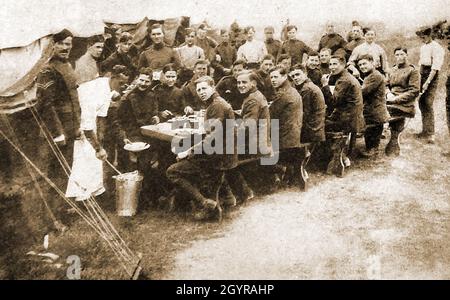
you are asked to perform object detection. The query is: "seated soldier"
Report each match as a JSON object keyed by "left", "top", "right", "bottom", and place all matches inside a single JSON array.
[
  {"left": 289, "top": 64, "right": 327, "bottom": 144},
  {"left": 323, "top": 55, "right": 365, "bottom": 166},
  {"left": 182, "top": 59, "right": 210, "bottom": 113},
  {"left": 254, "top": 54, "right": 275, "bottom": 101},
  {"left": 278, "top": 54, "right": 292, "bottom": 71},
  {"left": 385, "top": 47, "right": 420, "bottom": 156},
  {"left": 167, "top": 76, "right": 237, "bottom": 221},
  {"left": 324, "top": 55, "right": 365, "bottom": 134},
  {"left": 215, "top": 59, "right": 247, "bottom": 110},
  {"left": 319, "top": 47, "right": 332, "bottom": 75},
  {"left": 224, "top": 70, "right": 273, "bottom": 204},
  {"left": 357, "top": 54, "right": 390, "bottom": 157},
  {"left": 117, "top": 68, "right": 159, "bottom": 172},
  {"left": 154, "top": 64, "right": 186, "bottom": 122},
  {"left": 268, "top": 65, "right": 303, "bottom": 186},
  {"left": 306, "top": 51, "right": 323, "bottom": 87}
]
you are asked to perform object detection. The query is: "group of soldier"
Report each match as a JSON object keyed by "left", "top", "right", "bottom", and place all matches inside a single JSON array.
[{"left": 35, "top": 18, "right": 448, "bottom": 222}]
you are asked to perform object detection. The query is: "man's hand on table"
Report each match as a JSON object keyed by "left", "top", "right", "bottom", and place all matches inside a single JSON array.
[
  {"left": 151, "top": 116, "right": 160, "bottom": 124},
  {"left": 161, "top": 110, "right": 173, "bottom": 119},
  {"left": 184, "top": 106, "right": 194, "bottom": 115}
]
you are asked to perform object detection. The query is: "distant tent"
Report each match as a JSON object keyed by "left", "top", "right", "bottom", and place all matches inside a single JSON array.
[{"left": 0, "top": 17, "right": 181, "bottom": 115}]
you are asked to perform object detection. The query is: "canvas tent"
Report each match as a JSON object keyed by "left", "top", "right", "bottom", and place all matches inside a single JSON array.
[{"left": 0, "top": 16, "right": 182, "bottom": 115}]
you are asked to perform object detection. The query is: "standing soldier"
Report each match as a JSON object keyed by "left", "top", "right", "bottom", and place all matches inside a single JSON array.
[
  {"left": 211, "top": 30, "right": 237, "bottom": 84},
  {"left": 264, "top": 26, "right": 282, "bottom": 59},
  {"left": 415, "top": 27, "right": 445, "bottom": 144},
  {"left": 318, "top": 23, "right": 347, "bottom": 57},
  {"left": 277, "top": 25, "right": 314, "bottom": 66},
  {"left": 237, "top": 26, "right": 268, "bottom": 69},
  {"left": 36, "top": 29, "right": 106, "bottom": 229}
]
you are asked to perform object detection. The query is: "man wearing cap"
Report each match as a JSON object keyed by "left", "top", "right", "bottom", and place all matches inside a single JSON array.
[
  {"left": 318, "top": 23, "right": 347, "bottom": 57},
  {"left": 237, "top": 26, "right": 268, "bottom": 69},
  {"left": 415, "top": 27, "right": 445, "bottom": 144},
  {"left": 36, "top": 29, "right": 107, "bottom": 230},
  {"left": 277, "top": 25, "right": 314, "bottom": 66},
  {"left": 264, "top": 26, "right": 282, "bottom": 59},
  {"left": 138, "top": 24, "right": 181, "bottom": 72},
  {"left": 211, "top": 30, "right": 237, "bottom": 84}
]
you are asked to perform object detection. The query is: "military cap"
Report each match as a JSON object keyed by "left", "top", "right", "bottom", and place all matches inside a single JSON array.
[{"left": 53, "top": 29, "right": 73, "bottom": 43}]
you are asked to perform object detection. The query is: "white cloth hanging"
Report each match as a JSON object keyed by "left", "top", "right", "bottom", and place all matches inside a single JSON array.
[{"left": 65, "top": 77, "right": 111, "bottom": 200}]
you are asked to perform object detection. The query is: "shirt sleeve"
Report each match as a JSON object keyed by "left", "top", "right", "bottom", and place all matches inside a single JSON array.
[{"left": 431, "top": 42, "right": 445, "bottom": 71}]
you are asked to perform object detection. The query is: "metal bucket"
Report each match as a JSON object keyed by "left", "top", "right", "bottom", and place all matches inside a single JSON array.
[{"left": 114, "top": 171, "right": 143, "bottom": 217}]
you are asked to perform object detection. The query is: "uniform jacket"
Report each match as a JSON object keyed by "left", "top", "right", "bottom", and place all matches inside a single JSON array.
[
  {"left": 117, "top": 87, "right": 158, "bottom": 141},
  {"left": 36, "top": 57, "right": 81, "bottom": 140},
  {"left": 182, "top": 78, "right": 208, "bottom": 111},
  {"left": 153, "top": 83, "right": 186, "bottom": 121},
  {"left": 295, "top": 79, "right": 326, "bottom": 143},
  {"left": 265, "top": 39, "right": 282, "bottom": 59},
  {"left": 194, "top": 36, "right": 218, "bottom": 62},
  {"left": 215, "top": 75, "right": 246, "bottom": 110},
  {"left": 361, "top": 69, "right": 390, "bottom": 123},
  {"left": 240, "top": 88, "right": 272, "bottom": 155},
  {"left": 307, "top": 68, "right": 323, "bottom": 87},
  {"left": 386, "top": 63, "right": 420, "bottom": 118},
  {"left": 101, "top": 51, "right": 137, "bottom": 80},
  {"left": 325, "top": 70, "right": 365, "bottom": 132},
  {"left": 277, "top": 39, "right": 314, "bottom": 65},
  {"left": 192, "top": 92, "right": 238, "bottom": 170},
  {"left": 138, "top": 44, "right": 181, "bottom": 71},
  {"left": 255, "top": 69, "right": 275, "bottom": 101},
  {"left": 269, "top": 80, "right": 303, "bottom": 149},
  {"left": 318, "top": 33, "right": 347, "bottom": 56},
  {"left": 211, "top": 41, "right": 237, "bottom": 81}
]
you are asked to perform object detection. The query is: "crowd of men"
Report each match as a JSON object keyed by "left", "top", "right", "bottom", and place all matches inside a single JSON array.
[{"left": 35, "top": 19, "right": 449, "bottom": 222}]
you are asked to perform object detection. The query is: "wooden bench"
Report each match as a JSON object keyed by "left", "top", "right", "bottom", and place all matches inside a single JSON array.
[{"left": 235, "top": 142, "right": 313, "bottom": 191}]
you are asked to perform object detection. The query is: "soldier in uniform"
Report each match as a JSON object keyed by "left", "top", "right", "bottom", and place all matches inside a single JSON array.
[
  {"left": 305, "top": 52, "right": 323, "bottom": 87},
  {"left": 167, "top": 76, "right": 238, "bottom": 221},
  {"left": 138, "top": 24, "right": 181, "bottom": 72},
  {"left": 277, "top": 25, "right": 314, "bottom": 66},
  {"left": 215, "top": 59, "right": 247, "bottom": 110},
  {"left": 289, "top": 64, "right": 327, "bottom": 144},
  {"left": 255, "top": 54, "right": 275, "bottom": 101},
  {"left": 319, "top": 48, "right": 332, "bottom": 75},
  {"left": 264, "top": 26, "right": 282, "bottom": 59},
  {"left": 357, "top": 54, "right": 390, "bottom": 157},
  {"left": 211, "top": 30, "right": 237, "bottom": 84},
  {"left": 318, "top": 23, "right": 347, "bottom": 57},
  {"left": 268, "top": 66, "right": 303, "bottom": 186},
  {"left": 101, "top": 32, "right": 138, "bottom": 81},
  {"left": 36, "top": 29, "right": 107, "bottom": 229},
  {"left": 182, "top": 59, "right": 210, "bottom": 112},
  {"left": 385, "top": 47, "right": 420, "bottom": 156}
]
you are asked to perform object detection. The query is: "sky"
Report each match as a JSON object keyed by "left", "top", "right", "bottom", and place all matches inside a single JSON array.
[{"left": 1, "top": 0, "right": 449, "bottom": 48}]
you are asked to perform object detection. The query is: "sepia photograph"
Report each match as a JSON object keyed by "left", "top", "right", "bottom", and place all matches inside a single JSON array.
[{"left": 0, "top": 0, "right": 449, "bottom": 283}]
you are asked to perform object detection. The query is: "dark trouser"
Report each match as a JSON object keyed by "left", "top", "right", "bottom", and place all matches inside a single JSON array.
[
  {"left": 364, "top": 123, "right": 383, "bottom": 150},
  {"left": 224, "top": 166, "right": 253, "bottom": 200},
  {"left": 271, "top": 148, "right": 304, "bottom": 182},
  {"left": 166, "top": 158, "right": 224, "bottom": 207},
  {"left": 446, "top": 76, "right": 450, "bottom": 133},
  {"left": 419, "top": 66, "right": 439, "bottom": 135}
]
